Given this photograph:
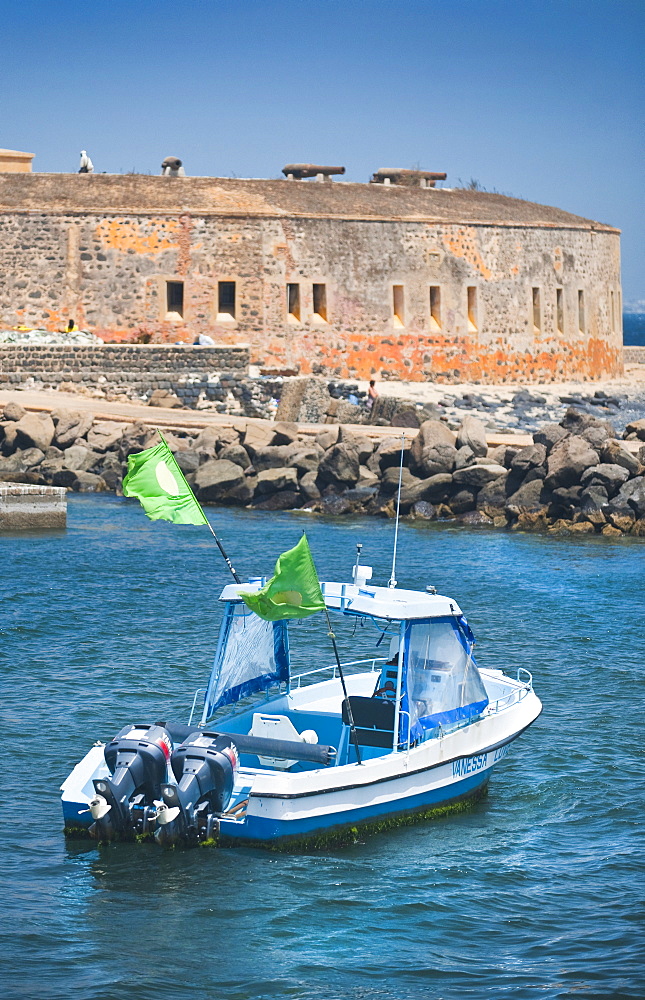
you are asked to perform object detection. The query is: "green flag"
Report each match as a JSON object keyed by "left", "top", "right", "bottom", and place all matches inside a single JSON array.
[
  {"left": 122, "top": 432, "right": 208, "bottom": 526},
  {"left": 240, "top": 534, "right": 326, "bottom": 621}
]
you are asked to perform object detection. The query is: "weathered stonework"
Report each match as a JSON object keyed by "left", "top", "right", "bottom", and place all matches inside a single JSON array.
[
  {"left": 0, "top": 343, "right": 249, "bottom": 403},
  {"left": 0, "top": 484, "right": 66, "bottom": 529},
  {"left": 0, "top": 173, "right": 623, "bottom": 383}
]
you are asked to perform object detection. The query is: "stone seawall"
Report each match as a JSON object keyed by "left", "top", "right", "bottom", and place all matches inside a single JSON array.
[
  {"left": 624, "top": 346, "right": 645, "bottom": 364},
  {"left": 0, "top": 483, "right": 66, "bottom": 529},
  {"left": 0, "top": 344, "right": 250, "bottom": 407},
  {"left": 1, "top": 398, "right": 644, "bottom": 537}
]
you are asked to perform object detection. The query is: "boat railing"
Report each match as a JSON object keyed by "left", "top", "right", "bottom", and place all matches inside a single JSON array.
[
  {"left": 188, "top": 687, "right": 207, "bottom": 726},
  {"left": 487, "top": 667, "right": 533, "bottom": 715},
  {"left": 292, "top": 657, "right": 386, "bottom": 690}
]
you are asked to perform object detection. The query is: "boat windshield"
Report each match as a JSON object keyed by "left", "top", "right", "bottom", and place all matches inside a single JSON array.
[
  {"left": 202, "top": 603, "right": 289, "bottom": 720},
  {"left": 402, "top": 617, "right": 488, "bottom": 740}
]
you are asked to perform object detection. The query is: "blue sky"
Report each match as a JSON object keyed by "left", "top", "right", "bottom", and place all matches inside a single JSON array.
[{"left": 2, "top": 0, "right": 643, "bottom": 301}]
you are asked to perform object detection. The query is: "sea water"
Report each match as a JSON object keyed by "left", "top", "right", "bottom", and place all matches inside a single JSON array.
[{"left": 1, "top": 495, "right": 644, "bottom": 1000}]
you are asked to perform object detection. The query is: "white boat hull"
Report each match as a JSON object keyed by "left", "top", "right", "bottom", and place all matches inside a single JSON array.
[{"left": 62, "top": 672, "right": 541, "bottom": 846}]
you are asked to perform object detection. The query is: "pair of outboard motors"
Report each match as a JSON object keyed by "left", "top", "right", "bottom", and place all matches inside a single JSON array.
[{"left": 89, "top": 724, "right": 238, "bottom": 846}]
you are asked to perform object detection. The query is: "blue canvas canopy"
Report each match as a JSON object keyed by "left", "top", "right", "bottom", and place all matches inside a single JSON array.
[
  {"left": 400, "top": 615, "right": 488, "bottom": 742},
  {"left": 202, "top": 602, "right": 289, "bottom": 722}
]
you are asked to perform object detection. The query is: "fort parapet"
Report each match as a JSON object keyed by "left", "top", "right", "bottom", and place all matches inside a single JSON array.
[{"left": 0, "top": 172, "right": 623, "bottom": 383}]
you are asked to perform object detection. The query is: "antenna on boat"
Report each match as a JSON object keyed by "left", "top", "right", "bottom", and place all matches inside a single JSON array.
[
  {"left": 353, "top": 542, "right": 362, "bottom": 583},
  {"left": 388, "top": 432, "right": 406, "bottom": 589}
]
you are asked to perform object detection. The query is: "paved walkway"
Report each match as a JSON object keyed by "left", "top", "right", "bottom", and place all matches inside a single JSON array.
[{"left": 0, "top": 386, "right": 535, "bottom": 447}]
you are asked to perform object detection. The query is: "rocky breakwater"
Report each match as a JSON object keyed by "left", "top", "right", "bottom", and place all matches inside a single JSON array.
[{"left": 1, "top": 401, "right": 644, "bottom": 538}]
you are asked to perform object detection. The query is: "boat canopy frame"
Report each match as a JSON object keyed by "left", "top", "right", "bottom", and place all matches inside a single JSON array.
[{"left": 199, "top": 591, "right": 487, "bottom": 751}]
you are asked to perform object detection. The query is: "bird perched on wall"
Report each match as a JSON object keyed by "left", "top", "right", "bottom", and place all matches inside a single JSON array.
[{"left": 79, "top": 150, "right": 94, "bottom": 173}]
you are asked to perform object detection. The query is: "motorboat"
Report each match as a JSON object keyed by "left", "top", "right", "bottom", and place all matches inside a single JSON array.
[{"left": 61, "top": 559, "right": 542, "bottom": 848}]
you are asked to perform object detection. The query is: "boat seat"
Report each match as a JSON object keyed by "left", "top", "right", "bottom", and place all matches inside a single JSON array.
[
  {"left": 341, "top": 696, "right": 395, "bottom": 749},
  {"left": 249, "top": 713, "right": 318, "bottom": 770}
]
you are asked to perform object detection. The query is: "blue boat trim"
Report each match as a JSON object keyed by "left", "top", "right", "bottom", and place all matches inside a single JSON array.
[{"left": 224, "top": 770, "right": 491, "bottom": 841}]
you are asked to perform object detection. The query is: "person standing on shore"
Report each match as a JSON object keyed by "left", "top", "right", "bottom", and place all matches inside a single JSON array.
[{"left": 367, "top": 379, "right": 379, "bottom": 410}]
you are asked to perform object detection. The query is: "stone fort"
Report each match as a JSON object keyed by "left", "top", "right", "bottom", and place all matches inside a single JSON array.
[{"left": 0, "top": 167, "right": 623, "bottom": 382}]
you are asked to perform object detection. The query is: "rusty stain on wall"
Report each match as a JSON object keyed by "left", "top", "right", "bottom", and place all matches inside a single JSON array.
[
  {"left": 443, "top": 226, "right": 492, "bottom": 279},
  {"left": 95, "top": 218, "right": 180, "bottom": 253}
]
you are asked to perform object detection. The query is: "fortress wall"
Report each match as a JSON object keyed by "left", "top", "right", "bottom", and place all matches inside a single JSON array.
[{"left": 0, "top": 174, "right": 623, "bottom": 383}]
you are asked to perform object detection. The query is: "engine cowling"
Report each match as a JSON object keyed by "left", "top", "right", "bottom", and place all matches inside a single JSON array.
[
  {"left": 90, "top": 724, "right": 172, "bottom": 840},
  {"left": 155, "top": 733, "right": 238, "bottom": 846}
]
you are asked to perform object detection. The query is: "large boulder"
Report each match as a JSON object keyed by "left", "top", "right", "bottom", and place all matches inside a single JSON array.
[
  {"left": 52, "top": 409, "right": 95, "bottom": 447},
  {"left": 299, "top": 471, "right": 321, "bottom": 502},
  {"left": 255, "top": 467, "right": 299, "bottom": 495},
  {"left": 391, "top": 405, "right": 421, "bottom": 428},
  {"left": 0, "top": 454, "right": 28, "bottom": 481},
  {"left": 452, "top": 463, "right": 506, "bottom": 490},
  {"left": 600, "top": 440, "right": 641, "bottom": 476},
  {"left": 580, "top": 463, "right": 630, "bottom": 495},
  {"left": 372, "top": 435, "right": 412, "bottom": 472},
  {"left": 62, "top": 445, "right": 99, "bottom": 472},
  {"left": 253, "top": 490, "right": 301, "bottom": 511},
  {"left": 560, "top": 408, "right": 614, "bottom": 439},
  {"left": 173, "top": 449, "right": 200, "bottom": 474},
  {"left": 219, "top": 443, "right": 251, "bottom": 470},
  {"left": 289, "top": 447, "right": 322, "bottom": 475},
  {"left": 318, "top": 443, "right": 360, "bottom": 487},
  {"left": 380, "top": 466, "right": 419, "bottom": 496},
  {"left": 549, "top": 485, "right": 582, "bottom": 517},
  {"left": 510, "top": 443, "right": 547, "bottom": 474},
  {"left": 15, "top": 412, "right": 55, "bottom": 452},
  {"left": 533, "top": 423, "right": 568, "bottom": 453},
  {"left": 0, "top": 422, "right": 19, "bottom": 453},
  {"left": 194, "top": 459, "right": 245, "bottom": 501},
  {"left": 580, "top": 424, "right": 615, "bottom": 451},
  {"left": 275, "top": 376, "right": 330, "bottom": 423},
  {"left": 2, "top": 401, "right": 27, "bottom": 421},
  {"left": 476, "top": 473, "right": 508, "bottom": 514},
  {"left": 338, "top": 428, "right": 374, "bottom": 465},
  {"left": 505, "top": 479, "right": 546, "bottom": 514},
  {"left": 315, "top": 426, "right": 339, "bottom": 451},
  {"left": 417, "top": 443, "right": 458, "bottom": 478},
  {"left": 148, "top": 388, "right": 182, "bottom": 408},
  {"left": 252, "top": 444, "right": 302, "bottom": 472},
  {"left": 242, "top": 421, "right": 276, "bottom": 454},
  {"left": 18, "top": 447, "right": 45, "bottom": 469},
  {"left": 228, "top": 475, "right": 257, "bottom": 505},
  {"left": 119, "top": 422, "right": 155, "bottom": 460},
  {"left": 450, "top": 489, "right": 477, "bottom": 514},
  {"left": 624, "top": 418, "right": 645, "bottom": 442},
  {"left": 616, "top": 476, "right": 645, "bottom": 518},
  {"left": 398, "top": 473, "right": 453, "bottom": 508},
  {"left": 454, "top": 445, "right": 475, "bottom": 470},
  {"left": 86, "top": 421, "right": 128, "bottom": 453},
  {"left": 410, "top": 420, "right": 455, "bottom": 469},
  {"left": 579, "top": 485, "right": 609, "bottom": 513},
  {"left": 544, "top": 436, "right": 600, "bottom": 490},
  {"left": 271, "top": 421, "right": 299, "bottom": 445},
  {"left": 53, "top": 469, "right": 107, "bottom": 492},
  {"left": 456, "top": 416, "right": 488, "bottom": 458}
]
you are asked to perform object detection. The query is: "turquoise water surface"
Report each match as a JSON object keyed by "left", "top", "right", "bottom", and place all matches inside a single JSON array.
[{"left": 1, "top": 495, "right": 644, "bottom": 1000}]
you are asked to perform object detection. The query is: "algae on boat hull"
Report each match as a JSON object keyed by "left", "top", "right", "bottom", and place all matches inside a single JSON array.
[{"left": 63, "top": 781, "right": 490, "bottom": 851}]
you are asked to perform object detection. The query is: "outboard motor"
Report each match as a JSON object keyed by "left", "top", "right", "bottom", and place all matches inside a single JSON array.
[
  {"left": 89, "top": 724, "right": 173, "bottom": 841},
  {"left": 155, "top": 733, "right": 238, "bottom": 846}
]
